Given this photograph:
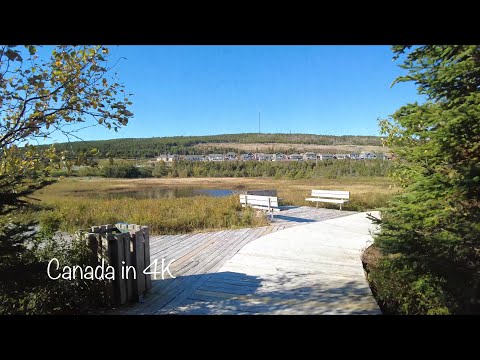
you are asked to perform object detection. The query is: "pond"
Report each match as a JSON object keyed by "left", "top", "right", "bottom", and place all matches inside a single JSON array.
[{"left": 94, "top": 187, "right": 240, "bottom": 200}]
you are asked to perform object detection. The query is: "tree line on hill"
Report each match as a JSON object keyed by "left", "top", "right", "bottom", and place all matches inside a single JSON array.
[{"left": 41, "top": 133, "right": 383, "bottom": 159}]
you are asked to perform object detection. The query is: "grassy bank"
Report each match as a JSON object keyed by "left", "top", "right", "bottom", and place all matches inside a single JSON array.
[
  {"left": 35, "top": 195, "right": 267, "bottom": 235},
  {"left": 31, "top": 177, "right": 398, "bottom": 235}
]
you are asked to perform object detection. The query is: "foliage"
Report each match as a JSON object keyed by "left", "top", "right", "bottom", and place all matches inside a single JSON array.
[
  {"left": 0, "top": 45, "right": 132, "bottom": 314},
  {"left": 71, "top": 158, "right": 391, "bottom": 179},
  {"left": 101, "top": 164, "right": 153, "bottom": 178},
  {"left": 0, "top": 45, "right": 132, "bottom": 148},
  {"left": 154, "top": 159, "right": 391, "bottom": 179},
  {"left": 0, "top": 232, "right": 107, "bottom": 315},
  {"left": 370, "top": 45, "right": 480, "bottom": 314}
]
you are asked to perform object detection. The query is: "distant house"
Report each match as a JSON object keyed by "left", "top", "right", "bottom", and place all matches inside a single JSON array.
[
  {"left": 349, "top": 153, "right": 360, "bottom": 160},
  {"left": 272, "top": 153, "right": 287, "bottom": 161},
  {"left": 240, "top": 153, "right": 254, "bottom": 161},
  {"left": 303, "top": 152, "right": 317, "bottom": 161},
  {"left": 334, "top": 154, "right": 348, "bottom": 160},
  {"left": 317, "top": 154, "right": 335, "bottom": 161},
  {"left": 225, "top": 152, "right": 237, "bottom": 161},
  {"left": 289, "top": 154, "right": 303, "bottom": 161},
  {"left": 184, "top": 154, "right": 205, "bottom": 162},
  {"left": 208, "top": 154, "right": 224, "bottom": 162},
  {"left": 157, "top": 154, "right": 179, "bottom": 162},
  {"left": 255, "top": 153, "right": 272, "bottom": 161}
]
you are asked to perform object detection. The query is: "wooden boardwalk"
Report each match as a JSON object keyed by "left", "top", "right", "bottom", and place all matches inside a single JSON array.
[{"left": 114, "top": 207, "right": 380, "bottom": 315}]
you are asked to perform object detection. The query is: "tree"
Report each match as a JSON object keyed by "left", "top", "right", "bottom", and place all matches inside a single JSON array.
[
  {"left": 0, "top": 45, "right": 133, "bottom": 314},
  {"left": 370, "top": 45, "right": 480, "bottom": 314}
]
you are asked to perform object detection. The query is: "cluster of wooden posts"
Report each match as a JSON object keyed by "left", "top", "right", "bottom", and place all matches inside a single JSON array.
[{"left": 78, "top": 223, "right": 152, "bottom": 306}]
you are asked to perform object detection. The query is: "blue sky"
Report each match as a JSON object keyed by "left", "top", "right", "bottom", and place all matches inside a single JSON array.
[{"left": 49, "top": 45, "right": 423, "bottom": 143}]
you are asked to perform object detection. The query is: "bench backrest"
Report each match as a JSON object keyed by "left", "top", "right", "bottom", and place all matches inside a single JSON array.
[
  {"left": 239, "top": 194, "right": 279, "bottom": 208},
  {"left": 311, "top": 190, "right": 349, "bottom": 199}
]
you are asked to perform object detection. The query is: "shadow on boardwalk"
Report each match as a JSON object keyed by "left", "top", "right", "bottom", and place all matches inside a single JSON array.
[
  {"left": 272, "top": 215, "right": 316, "bottom": 223},
  {"left": 168, "top": 271, "right": 379, "bottom": 315}
]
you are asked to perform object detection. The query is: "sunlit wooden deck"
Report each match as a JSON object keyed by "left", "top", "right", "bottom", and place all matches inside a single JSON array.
[{"left": 114, "top": 207, "right": 380, "bottom": 315}]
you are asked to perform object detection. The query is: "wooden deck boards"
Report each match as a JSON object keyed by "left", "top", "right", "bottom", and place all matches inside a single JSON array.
[{"left": 112, "top": 206, "right": 379, "bottom": 315}]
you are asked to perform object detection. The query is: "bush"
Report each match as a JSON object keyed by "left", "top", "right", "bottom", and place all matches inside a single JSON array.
[
  {"left": 38, "top": 211, "right": 63, "bottom": 235},
  {"left": 366, "top": 249, "right": 452, "bottom": 315},
  {"left": 0, "top": 233, "right": 108, "bottom": 315},
  {"left": 371, "top": 45, "right": 480, "bottom": 314},
  {"left": 76, "top": 166, "right": 102, "bottom": 177},
  {"left": 49, "top": 169, "right": 71, "bottom": 177},
  {"left": 101, "top": 164, "right": 152, "bottom": 178}
]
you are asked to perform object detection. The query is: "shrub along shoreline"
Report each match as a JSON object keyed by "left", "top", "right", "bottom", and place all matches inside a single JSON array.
[{"left": 51, "top": 158, "right": 392, "bottom": 179}]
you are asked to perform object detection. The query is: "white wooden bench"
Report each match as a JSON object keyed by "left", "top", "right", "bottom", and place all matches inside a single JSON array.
[
  {"left": 305, "top": 190, "right": 350, "bottom": 210},
  {"left": 239, "top": 194, "right": 281, "bottom": 220}
]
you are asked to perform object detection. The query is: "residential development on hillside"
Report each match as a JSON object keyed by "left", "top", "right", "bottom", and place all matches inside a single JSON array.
[{"left": 154, "top": 151, "right": 387, "bottom": 162}]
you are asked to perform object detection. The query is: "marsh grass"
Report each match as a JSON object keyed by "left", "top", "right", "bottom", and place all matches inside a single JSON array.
[
  {"left": 35, "top": 195, "right": 267, "bottom": 235},
  {"left": 31, "top": 177, "right": 399, "bottom": 235}
]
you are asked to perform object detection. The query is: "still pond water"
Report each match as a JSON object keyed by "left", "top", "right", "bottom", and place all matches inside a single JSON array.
[{"left": 97, "top": 187, "right": 239, "bottom": 200}]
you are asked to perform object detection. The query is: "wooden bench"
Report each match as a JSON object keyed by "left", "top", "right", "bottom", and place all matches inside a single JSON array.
[
  {"left": 239, "top": 194, "right": 281, "bottom": 220},
  {"left": 305, "top": 190, "right": 350, "bottom": 210}
]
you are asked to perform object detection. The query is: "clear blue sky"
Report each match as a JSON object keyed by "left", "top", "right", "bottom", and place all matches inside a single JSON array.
[{"left": 51, "top": 45, "right": 423, "bottom": 143}]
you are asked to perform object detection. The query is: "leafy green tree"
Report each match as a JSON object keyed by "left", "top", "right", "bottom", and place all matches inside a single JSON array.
[
  {"left": 370, "top": 45, "right": 480, "bottom": 314},
  {"left": 0, "top": 45, "right": 133, "bottom": 314},
  {"left": 153, "top": 160, "right": 168, "bottom": 177}
]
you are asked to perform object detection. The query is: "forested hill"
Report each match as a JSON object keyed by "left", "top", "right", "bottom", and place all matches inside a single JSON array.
[{"left": 43, "top": 133, "right": 383, "bottom": 158}]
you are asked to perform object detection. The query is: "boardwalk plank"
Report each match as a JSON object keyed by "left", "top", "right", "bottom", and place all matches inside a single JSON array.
[{"left": 111, "top": 207, "right": 379, "bottom": 315}]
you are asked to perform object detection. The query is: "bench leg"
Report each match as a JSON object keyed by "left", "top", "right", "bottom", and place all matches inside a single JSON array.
[{"left": 339, "top": 203, "right": 342, "bottom": 211}]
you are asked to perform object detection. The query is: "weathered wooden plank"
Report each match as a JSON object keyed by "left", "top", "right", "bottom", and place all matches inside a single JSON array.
[
  {"left": 149, "top": 234, "right": 194, "bottom": 254},
  {"left": 143, "top": 227, "right": 152, "bottom": 291},
  {"left": 122, "top": 232, "right": 134, "bottom": 302},
  {"left": 128, "top": 230, "right": 237, "bottom": 313},
  {"left": 153, "top": 227, "right": 271, "bottom": 314},
  {"left": 148, "top": 231, "right": 247, "bottom": 306},
  {"left": 171, "top": 228, "right": 252, "bottom": 277},
  {"left": 151, "top": 231, "right": 225, "bottom": 261},
  {"left": 143, "top": 229, "right": 254, "bottom": 314},
  {"left": 149, "top": 231, "right": 231, "bottom": 283},
  {"left": 132, "top": 231, "right": 146, "bottom": 299},
  {"left": 107, "top": 234, "right": 127, "bottom": 305}
]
